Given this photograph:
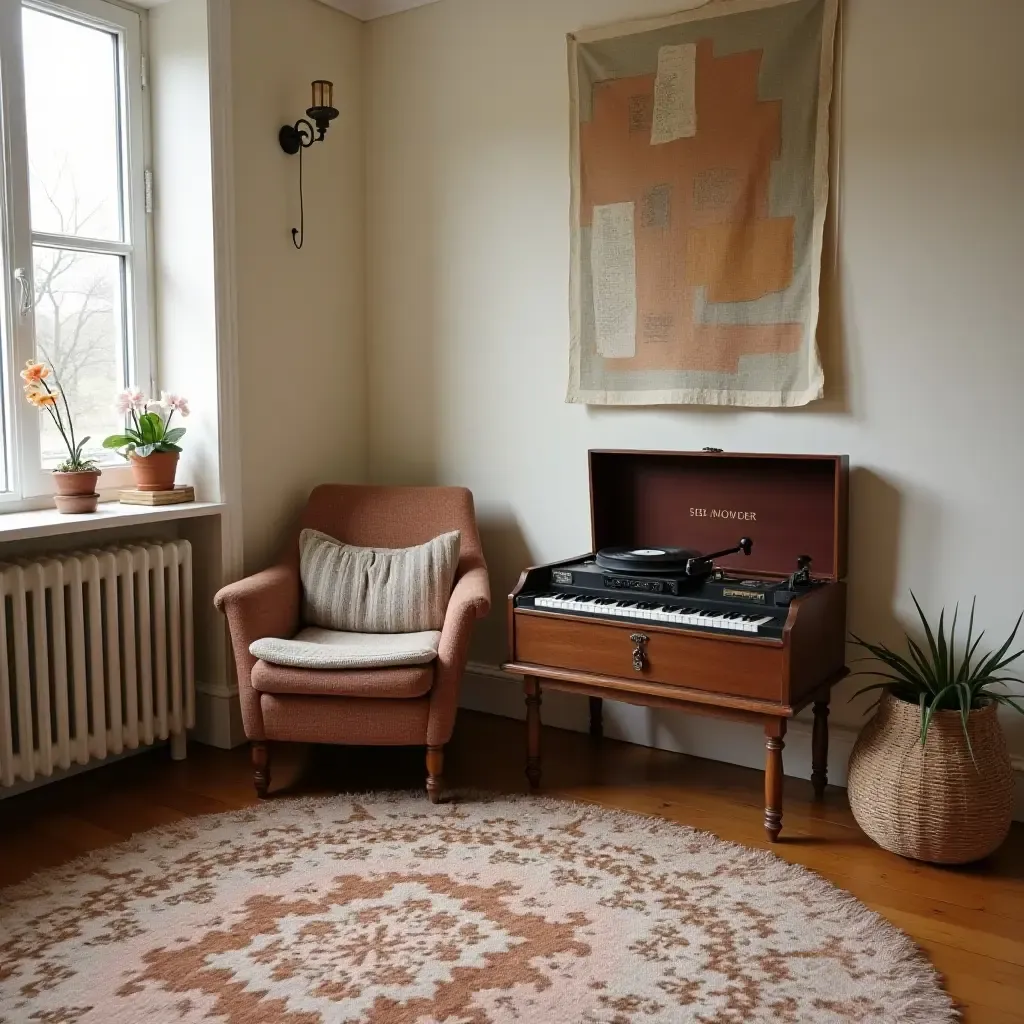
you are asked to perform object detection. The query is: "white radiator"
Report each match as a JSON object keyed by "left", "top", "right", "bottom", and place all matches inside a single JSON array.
[{"left": 0, "top": 540, "right": 194, "bottom": 789}]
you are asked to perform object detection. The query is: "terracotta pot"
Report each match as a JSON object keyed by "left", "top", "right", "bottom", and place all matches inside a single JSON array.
[
  {"left": 53, "top": 469, "right": 100, "bottom": 497},
  {"left": 54, "top": 492, "right": 100, "bottom": 514},
  {"left": 847, "top": 691, "right": 1014, "bottom": 864},
  {"left": 130, "top": 451, "right": 179, "bottom": 492}
]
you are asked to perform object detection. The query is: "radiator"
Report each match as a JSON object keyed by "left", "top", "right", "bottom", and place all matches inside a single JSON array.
[{"left": 0, "top": 540, "right": 194, "bottom": 789}]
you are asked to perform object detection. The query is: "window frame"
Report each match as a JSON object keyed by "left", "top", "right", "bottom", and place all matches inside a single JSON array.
[{"left": 0, "top": 0, "right": 152, "bottom": 506}]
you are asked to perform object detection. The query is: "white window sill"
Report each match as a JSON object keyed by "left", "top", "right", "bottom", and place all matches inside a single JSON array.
[{"left": 0, "top": 500, "right": 225, "bottom": 543}]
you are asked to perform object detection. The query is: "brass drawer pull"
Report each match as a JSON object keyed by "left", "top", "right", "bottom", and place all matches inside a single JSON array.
[{"left": 630, "top": 633, "right": 649, "bottom": 672}]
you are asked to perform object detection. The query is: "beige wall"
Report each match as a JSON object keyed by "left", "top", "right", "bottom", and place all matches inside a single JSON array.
[
  {"left": 232, "top": 0, "right": 366, "bottom": 572},
  {"left": 365, "top": 0, "right": 1024, "bottom": 784},
  {"left": 150, "top": 0, "right": 220, "bottom": 503}
]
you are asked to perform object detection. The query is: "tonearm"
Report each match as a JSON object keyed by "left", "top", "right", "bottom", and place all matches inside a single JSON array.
[{"left": 685, "top": 537, "right": 753, "bottom": 577}]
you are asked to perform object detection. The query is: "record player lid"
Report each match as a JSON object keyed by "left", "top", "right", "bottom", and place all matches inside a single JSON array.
[{"left": 589, "top": 450, "right": 848, "bottom": 580}]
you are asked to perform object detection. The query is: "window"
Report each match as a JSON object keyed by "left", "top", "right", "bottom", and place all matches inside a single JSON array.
[{"left": 0, "top": 0, "right": 151, "bottom": 503}]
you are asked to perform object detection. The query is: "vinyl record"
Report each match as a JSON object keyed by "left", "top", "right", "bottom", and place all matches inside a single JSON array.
[{"left": 595, "top": 546, "right": 701, "bottom": 574}]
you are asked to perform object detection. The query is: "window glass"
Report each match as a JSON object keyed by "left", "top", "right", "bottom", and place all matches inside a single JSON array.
[
  {"left": 32, "top": 246, "right": 125, "bottom": 468},
  {"left": 23, "top": 8, "right": 123, "bottom": 242}
]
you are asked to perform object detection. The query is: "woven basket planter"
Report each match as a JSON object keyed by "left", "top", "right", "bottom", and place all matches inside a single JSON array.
[{"left": 847, "top": 692, "right": 1014, "bottom": 864}]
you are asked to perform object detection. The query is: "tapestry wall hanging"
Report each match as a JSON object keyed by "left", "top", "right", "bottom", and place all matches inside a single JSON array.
[{"left": 567, "top": 0, "right": 839, "bottom": 407}]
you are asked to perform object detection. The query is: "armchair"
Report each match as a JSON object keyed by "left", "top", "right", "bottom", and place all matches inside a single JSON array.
[{"left": 215, "top": 485, "right": 490, "bottom": 801}]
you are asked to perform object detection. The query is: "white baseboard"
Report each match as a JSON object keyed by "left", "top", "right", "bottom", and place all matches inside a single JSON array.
[
  {"left": 461, "top": 662, "right": 1024, "bottom": 823},
  {"left": 193, "top": 685, "right": 247, "bottom": 749}
]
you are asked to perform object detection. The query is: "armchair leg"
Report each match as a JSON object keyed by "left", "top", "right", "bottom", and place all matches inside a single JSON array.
[
  {"left": 252, "top": 741, "right": 271, "bottom": 799},
  {"left": 426, "top": 745, "right": 444, "bottom": 804}
]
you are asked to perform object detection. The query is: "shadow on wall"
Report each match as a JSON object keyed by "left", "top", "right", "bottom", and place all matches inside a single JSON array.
[{"left": 472, "top": 507, "right": 532, "bottom": 664}]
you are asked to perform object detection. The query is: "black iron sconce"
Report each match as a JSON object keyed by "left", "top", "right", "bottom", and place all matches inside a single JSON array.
[{"left": 279, "top": 80, "right": 339, "bottom": 249}]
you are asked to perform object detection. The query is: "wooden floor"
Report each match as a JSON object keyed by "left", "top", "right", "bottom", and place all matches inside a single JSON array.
[{"left": 2, "top": 710, "right": 1022, "bottom": 1023}]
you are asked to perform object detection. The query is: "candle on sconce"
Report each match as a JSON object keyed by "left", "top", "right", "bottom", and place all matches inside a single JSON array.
[{"left": 311, "top": 80, "right": 333, "bottom": 112}]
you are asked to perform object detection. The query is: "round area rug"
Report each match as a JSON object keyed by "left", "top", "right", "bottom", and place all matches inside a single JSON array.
[{"left": 1, "top": 793, "right": 956, "bottom": 1023}]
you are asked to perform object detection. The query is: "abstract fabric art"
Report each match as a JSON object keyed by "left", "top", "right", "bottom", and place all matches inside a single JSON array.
[{"left": 567, "top": 0, "right": 838, "bottom": 406}]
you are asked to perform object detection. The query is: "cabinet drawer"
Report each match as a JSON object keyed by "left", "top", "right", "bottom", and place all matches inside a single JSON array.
[{"left": 514, "top": 611, "right": 784, "bottom": 702}]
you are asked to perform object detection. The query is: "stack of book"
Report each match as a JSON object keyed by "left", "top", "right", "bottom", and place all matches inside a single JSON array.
[{"left": 118, "top": 485, "right": 196, "bottom": 506}]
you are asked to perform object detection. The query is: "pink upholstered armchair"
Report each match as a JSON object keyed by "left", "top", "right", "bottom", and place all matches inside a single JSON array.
[{"left": 215, "top": 485, "right": 490, "bottom": 801}]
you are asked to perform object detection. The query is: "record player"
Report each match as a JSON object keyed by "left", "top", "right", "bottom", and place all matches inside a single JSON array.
[
  {"left": 594, "top": 536, "right": 752, "bottom": 576},
  {"left": 503, "top": 449, "right": 850, "bottom": 842},
  {"left": 562, "top": 538, "right": 817, "bottom": 605}
]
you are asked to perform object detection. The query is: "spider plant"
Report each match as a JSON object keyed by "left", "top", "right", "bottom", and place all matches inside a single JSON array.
[{"left": 850, "top": 594, "right": 1024, "bottom": 758}]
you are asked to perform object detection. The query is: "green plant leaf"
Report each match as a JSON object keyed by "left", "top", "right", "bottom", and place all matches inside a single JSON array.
[
  {"left": 965, "top": 630, "right": 987, "bottom": 669},
  {"left": 935, "top": 607, "right": 950, "bottom": 689},
  {"left": 102, "top": 435, "right": 134, "bottom": 449},
  {"left": 955, "top": 682, "right": 976, "bottom": 767},
  {"left": 134, "top": 442, "right": 157, "bottom": 457},
  {"left": 957, "top": 598, "right": 977, "bottom": 683},
  {"left": 849, "top": 671, "right": 914, "bottom": 687},
  {"left": 947, "top": 604, "right": 960, "bottom": 688},
  {"left": 911, "top": 592, "right": 942, "bottom": 676},
  {"left": 850, "top": 681, "right": 903, "bottom": 701},
  {"left": 973, "top": 612, "right": 1023, "bottom": 680},
  {"left": 987, "top": 694, "right": 1024, "bottom": 715},
  {"left": 920, "top": 684, "right": 957, "bottom": 746},
  {"left": 850, "top": 636, "right": 926, "bottom": 687},
  {"left": 904, "top": 636, "right": 938, "bottom": 693},
  {"left": 138, "top": 413, "right": 163, "bottom": 444},
  {"left": 163, "top": 427, "right": 185, "bottom": 444}
]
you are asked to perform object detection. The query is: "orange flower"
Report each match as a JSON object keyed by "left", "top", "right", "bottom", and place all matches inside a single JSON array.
[
  {"left": 24, "top": 384, "right": 58, "bottom": 407},
  {"left": 20, "top": 361, "right": 49, "bottom": 384}
]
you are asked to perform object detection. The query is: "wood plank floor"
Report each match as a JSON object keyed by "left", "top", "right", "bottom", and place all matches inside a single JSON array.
[{"left": 1, "top": 710, "right": 1022, "bottom": 1023}]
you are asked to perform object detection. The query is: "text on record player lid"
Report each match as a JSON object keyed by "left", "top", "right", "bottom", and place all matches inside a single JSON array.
[{"left": 588, "top": 450, "right": 848, "bottom": 580}]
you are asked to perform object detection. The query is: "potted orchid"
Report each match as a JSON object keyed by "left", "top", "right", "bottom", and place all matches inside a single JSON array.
[
  {"left": 103, "top": 389, "right": 189, "bottom": 492},
  {"left": 21, "top": 360, "right": 101, "bottom": 513}
]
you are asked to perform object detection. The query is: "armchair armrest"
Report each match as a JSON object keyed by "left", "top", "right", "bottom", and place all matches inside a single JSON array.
[
  {"left": 446, "top": 565, "right": 491, "bottom": 622},
  {"left": 428, "top": 565, "right": 491, "bottom": 746},
  {"left": 214, "top": 564, "right": 301, "bottom": 742},
  {"left": 215, "top": 563, "right": 301, "bottom": 647}
]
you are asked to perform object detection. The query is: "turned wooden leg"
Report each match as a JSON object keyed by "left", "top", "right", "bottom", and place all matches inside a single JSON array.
[
  {"left": 812, "top": 699, "right": 830, "bottom": 800},
  {"left": 589, "top": 696, "right": 604, "bottom": 739},
  {"left": 426, "top": 745, "right": 444, "bottom": 804},
  {"left": 525, "top": 676, "right": 542, "bottom": 790},
  {"left": 252, "top": 741, "right": 270, "bottom": 799},
  {"left": 764, "top": 719, "right": 786, "bottom": 843}
]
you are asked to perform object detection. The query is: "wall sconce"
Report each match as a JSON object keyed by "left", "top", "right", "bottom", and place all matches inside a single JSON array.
[{"left": 279, "top": 80, "right": 339, "bottom": 249}]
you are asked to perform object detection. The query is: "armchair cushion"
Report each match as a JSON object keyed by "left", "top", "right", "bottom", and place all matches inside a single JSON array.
[
  {"left": 250, "top": 628, "right": 441, "bottom": 670},
  {"left": 300, "top": 528, "right": 460, "bottom": 633},
  {"left": 251, "top": 660, "right": 434, "bottom": 699}
]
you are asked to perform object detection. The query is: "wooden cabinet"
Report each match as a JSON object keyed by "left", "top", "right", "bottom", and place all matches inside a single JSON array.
[{"left": 503, "top": 449, "right": 850, "bottom": 842}]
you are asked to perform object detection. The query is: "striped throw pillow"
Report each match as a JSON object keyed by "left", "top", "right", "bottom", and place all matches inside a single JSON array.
[{"left": 299, "top": 528, "right": 461, "bottom": 633}]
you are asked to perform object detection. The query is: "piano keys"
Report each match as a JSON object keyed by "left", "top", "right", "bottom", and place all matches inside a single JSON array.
[{"left": 527, "top": 592, "right": 779, "bottom": 635}]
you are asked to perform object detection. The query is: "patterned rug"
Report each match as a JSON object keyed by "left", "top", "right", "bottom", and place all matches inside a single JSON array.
[{"left": 0, "top": 793, "right": 956, "bottom": 1023}]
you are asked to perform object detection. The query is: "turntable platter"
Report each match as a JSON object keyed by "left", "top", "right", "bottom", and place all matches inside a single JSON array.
[{"left": 594, "top": 546, "right": 700, "bottom": 574}]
